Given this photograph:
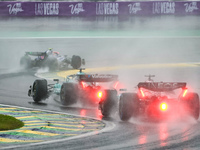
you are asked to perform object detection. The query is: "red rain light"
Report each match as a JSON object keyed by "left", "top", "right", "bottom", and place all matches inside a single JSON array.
[
  {"left": 97, "top": 91, "right": 103, "bottom": 98},
  {"left": 160, "top": 102, "right": 168, "bottom": 111}
]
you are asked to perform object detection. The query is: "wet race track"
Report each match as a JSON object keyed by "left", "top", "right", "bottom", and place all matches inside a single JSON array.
[{"left": 1, "top": 16, "right": 200, "bottom": 149}]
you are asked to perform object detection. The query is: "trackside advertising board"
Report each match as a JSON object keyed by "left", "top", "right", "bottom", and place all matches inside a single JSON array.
[{"left": 0, "top": 1, "right": 199, "bottom": 16}]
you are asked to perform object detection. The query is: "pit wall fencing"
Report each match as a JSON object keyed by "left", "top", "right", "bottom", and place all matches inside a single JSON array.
[{"left": 0, "top": 1, "right": 199, "bottom": 16}]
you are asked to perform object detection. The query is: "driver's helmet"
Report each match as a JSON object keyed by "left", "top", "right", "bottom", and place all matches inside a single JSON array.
[{"left": 46, "top": 48, "right": 53, "bottom": 55}]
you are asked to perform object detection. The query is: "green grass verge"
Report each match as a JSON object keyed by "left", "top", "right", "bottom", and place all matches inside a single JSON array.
[{"left": 0, "top": 114, "right": 24, "bottom": 131}]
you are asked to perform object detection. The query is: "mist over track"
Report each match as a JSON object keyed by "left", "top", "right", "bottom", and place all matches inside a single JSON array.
[{"left": 1, "top": 16, "right": 200, "bottom": 149}]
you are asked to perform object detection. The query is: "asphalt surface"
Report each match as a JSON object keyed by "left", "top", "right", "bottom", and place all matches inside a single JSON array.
[
  {"left": 1, "top": 16, "right": 200, "bottom": 149},
  {"left": 1, "top": 66, "right": 200, "bottom": 150}
]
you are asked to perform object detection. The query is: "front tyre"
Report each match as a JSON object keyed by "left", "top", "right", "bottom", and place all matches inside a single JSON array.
[
  {"left": 32, "top": 79, "right": 47, "bottom": 102},
  {"left": 60, "top": 83, "right": 78, "bottom": 105},
  {"left": 82, "top": 59, "right": 85, "bottom": 65}
]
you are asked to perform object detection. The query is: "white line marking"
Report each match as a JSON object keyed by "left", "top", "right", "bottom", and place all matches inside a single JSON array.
[
  {"left": 0, "top": 104, "right": 101, "bottom": 121},
  {"left": 0, "top": 104, "right": 116, "bottom": 150},
  {"left": 0, "top": 36, "right": 200, "bottom": 40}
]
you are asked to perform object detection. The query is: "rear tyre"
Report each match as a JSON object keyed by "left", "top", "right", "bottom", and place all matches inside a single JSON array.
[
  {"left": 60, "top": 83, "right": 78, "bottom": 105},
  {"left": 20, "top": 56, "right": 32, "bottom": 69},
  {"left": 99, "top": 90, "right": 117, "bottom": 117},
  {"left": 119, "top": 93, "right": 139, "bottom": 121},
  {"left": 71, "top": 55, "right": 81, "bottom": 69},
  {"left": 180, "top": 92, "right": 199, "bottom": 120},
  {"left": 32, "top": 79, "right": 47, "bottom": 102},
  {"left": 45, "top": 56, "right": 58, "bottom": 71}
]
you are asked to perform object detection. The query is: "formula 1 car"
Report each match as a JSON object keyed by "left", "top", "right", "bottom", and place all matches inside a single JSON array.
[
  {"left": 20, "top": 49, "right": 85, "bottom": 71},
  {"left": 119, "top": 75, "right": 200, "bottom": 121},
  {"left": 28, "top": 69, "right": 118, "bottom": 117}
]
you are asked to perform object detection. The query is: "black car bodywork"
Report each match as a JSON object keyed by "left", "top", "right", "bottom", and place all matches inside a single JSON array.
[
  {"left": 28, "top": 69, "right": 118, "bottom": 117},
  {"left": 119, "top": 75, "right": 200, "bottom": 121},
  {"left": 20, "top": 51, "right": 85, "bottom": 70}
]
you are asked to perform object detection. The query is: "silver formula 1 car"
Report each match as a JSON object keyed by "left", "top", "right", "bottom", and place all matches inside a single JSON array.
[
  {"left": 20, "top": 49, "right": 85, "bottom": 71},
  {"left": 119, "top": 75, "right": 200, "bottom": 121},
  {"left": 28, "top": 69, "right": 118, "bottom": 117}
]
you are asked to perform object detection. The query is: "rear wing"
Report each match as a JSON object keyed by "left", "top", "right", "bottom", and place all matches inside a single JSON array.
[
  {"left": 138, "top": 82, "right": 186, "bottom": 91},
  {"left": 79, "top": 74, "right": 118, "bottom": 82},
  {"left": 25, "top": 52, "right": 46, "bottom": 56}
]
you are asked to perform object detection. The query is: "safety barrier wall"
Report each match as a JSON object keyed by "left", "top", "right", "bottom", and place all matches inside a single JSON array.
[{"left": 0, "top": 1, "right": 199, "bottom": 16}]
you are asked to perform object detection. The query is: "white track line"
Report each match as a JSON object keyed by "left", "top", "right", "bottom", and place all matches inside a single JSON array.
[
  {"left": 0, "top": 104, "right": 116, "bottom": 150},
  {"left": 0, "top": 36, "right": 200, "bottom": 40}
]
